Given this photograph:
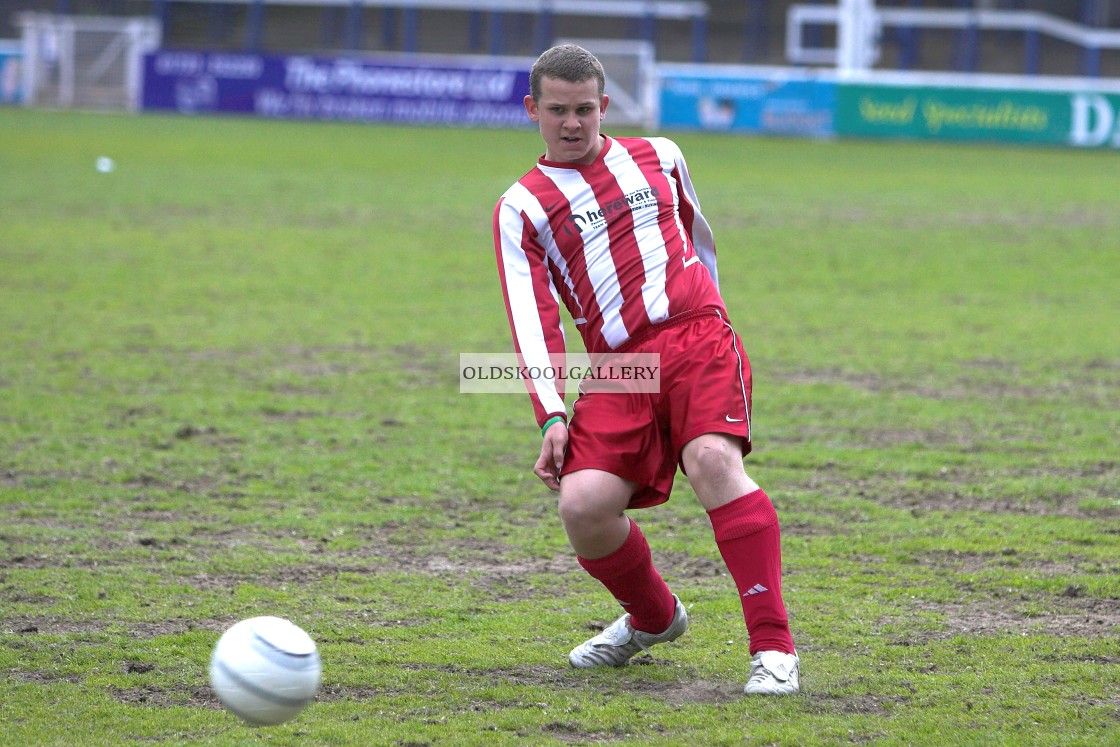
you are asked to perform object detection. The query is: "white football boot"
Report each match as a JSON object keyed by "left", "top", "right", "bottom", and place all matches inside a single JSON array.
[
  {"left": 744, "top": 650, "right": 800, "bottom": 695},
  {"left": 569, "top": 595, "right": 688, "bottom": 668}
]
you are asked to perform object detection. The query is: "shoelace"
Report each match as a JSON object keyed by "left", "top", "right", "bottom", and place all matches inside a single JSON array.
[
  {"left": 629, "top": 628, "right": 654, "bottom": 656},
  {"left": 599, "top": 616, "right": 631, "bottom": 643},
  {"left": 751, "top": 654, "right": 797, "bottom": 682},
  {"left": 748, "top": 657, "right": 778, "bottom": 683},
  {"left": 591, "top": 615, "right": 655, "bottom": 657}
]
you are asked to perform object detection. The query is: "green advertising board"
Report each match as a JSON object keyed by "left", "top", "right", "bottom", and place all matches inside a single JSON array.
[{"left": 837, "top": 83, "right": 1120, "bottom": 149}]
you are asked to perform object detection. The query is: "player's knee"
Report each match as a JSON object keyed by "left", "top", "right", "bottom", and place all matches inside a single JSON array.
[
  {"left": 683, "top": 434, "right": 755, "bottom": 507},
  {"left": 684, "top": 436, "right": 743, "bottom": 480},
  {"left": 556, "top": 470, "right": 634, "bottom": 533},
  {"left": 557, "top": 491, "right": 606, "bottom": 533}
]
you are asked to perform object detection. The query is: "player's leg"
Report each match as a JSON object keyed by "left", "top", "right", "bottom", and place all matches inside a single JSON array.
[
  {"left": 663, "top": 311, "right": 798, "bottom": 693},
  {"left": 682, "top": 432, "right": 793, "bottom": 653},
  {"left": 681, "top": 433, "right": 799, "bottom": 694},
  {"left": 560, "top": 469, "right": 687, "bottom": 667},
  {"left": 556, "top": 468, "right": 633, "bottom": 560},
  {"left": 680, "top": 432, "right": 760, "bottom": 509},
  {"left": 559, "top": 469, "right": 676, "bottom": 633}
]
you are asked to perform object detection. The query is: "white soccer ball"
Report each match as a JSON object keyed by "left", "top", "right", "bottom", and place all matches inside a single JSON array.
[{"left": 209, "top": 616, "right": 321, "bottom": 726}]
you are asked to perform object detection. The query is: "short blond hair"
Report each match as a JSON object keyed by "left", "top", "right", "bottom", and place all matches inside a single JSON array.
[{"left": 529, "top": 44, "right": 605, "bottom": 101}]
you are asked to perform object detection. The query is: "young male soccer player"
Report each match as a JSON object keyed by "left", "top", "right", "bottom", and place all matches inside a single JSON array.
[{"left": 492, "top": 44, "right": 800, "bottom": 695}]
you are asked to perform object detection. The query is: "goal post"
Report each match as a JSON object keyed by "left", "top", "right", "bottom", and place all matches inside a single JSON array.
[{"left": 15, "top": 13, "right": 162, "bottom": 111}]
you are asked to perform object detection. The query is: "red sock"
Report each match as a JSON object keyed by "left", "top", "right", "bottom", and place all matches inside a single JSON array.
[
  {"left": 577, "top": 518, "right": 675, "bottom": 634},
  {"left": 707, "top": 489, "right": 795, "bottom": 655}
]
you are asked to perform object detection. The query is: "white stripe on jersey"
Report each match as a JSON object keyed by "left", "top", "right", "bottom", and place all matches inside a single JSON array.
[
  {"left": 498, "top": 184, "right": 566, "bottom": 417},
  {"left": 495, "top": 135, "right": 724, "bottom": 426},
  {"left": 507, "top": 181, "right": 585, "bottom": 321},
  {"left": 605, "top": 140, "right": 672, "bottom": 330},
  {"left": 539, "top": 167, "right": 633, "bottom": 349},
  {"left": 663, "top": 139, "right": 719, "bottom": 290},
  {"left": 658, "top": 147, "right": 694, "bottom": 267}
]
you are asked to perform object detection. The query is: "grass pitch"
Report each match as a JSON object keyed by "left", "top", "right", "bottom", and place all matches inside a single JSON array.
[{"left": 1, "top": 108, "right": 1117, "bottom": 746}]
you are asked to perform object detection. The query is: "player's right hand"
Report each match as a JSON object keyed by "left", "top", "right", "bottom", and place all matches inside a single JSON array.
[{"left": 534, "top": 421, "right": 568, "bottom": 491}]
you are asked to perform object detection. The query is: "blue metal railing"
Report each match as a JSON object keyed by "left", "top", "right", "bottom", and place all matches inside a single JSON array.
[
  {"left": 151, "top": 0, "right": 709, "bottom": 61},
  {"left": 788, "top": 0, "right": 1120, "bottom": 78}
]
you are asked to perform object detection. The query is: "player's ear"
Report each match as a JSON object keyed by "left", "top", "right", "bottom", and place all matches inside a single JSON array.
[
  {"left": 600, "top": 94, "right": 609, "bottom": 119},
  {"left": 524, "top": 95, "right": 540, "bottom": 122}
]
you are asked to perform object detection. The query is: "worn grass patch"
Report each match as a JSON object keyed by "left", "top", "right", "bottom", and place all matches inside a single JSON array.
[{"left": 1, "top": 108, "right": 1117, "bottom": 746}]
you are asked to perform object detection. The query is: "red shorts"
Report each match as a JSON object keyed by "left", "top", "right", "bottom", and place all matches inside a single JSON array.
[{"left": 560, "top": 307, "right": 753, "bottom": 509}]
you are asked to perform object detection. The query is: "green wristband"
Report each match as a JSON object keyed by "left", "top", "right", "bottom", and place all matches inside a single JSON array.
[{"left": 541, "top": 415, "right": 566, "bottom": 437}]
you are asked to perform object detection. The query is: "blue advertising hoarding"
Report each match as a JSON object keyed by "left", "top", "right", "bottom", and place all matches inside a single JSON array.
[
  {"left": 142, "top": 50, "right": 533, "bottom": 127},
  {"left": 660, "top": 66, "right": 836, "bottom": 138},
  {"left": 0, "top": 42, "right": 23, "bottom": 104}
]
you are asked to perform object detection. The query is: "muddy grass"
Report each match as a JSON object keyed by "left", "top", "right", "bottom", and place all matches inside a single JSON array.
[
  {"left": 6, "top": 531, "right": 1118, "bottom": 643},
  {"left": 905, "top": 595, "right": 1120, "bottom": 641},
  {"left": 3, "top": 413, "right": 1116, "bottom": 732},
  {"left": 34, "top": 662, "right": 899, "bottom": 715},
  {"left": 7, "top": 525, "right": 1117, "bottom": 729},
  {"left": 772, "top": 360, "right": 1119, "bottom": 406},
  {"left": 4, "top": 471, "right": 1118, "bottom": 643}
]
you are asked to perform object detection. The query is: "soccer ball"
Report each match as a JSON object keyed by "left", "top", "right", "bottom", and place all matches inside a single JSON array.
[{"left": 209, "top": 616, "right": 321, "bottom": 726}]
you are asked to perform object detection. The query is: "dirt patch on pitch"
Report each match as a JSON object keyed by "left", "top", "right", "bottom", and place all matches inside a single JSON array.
[
  {"left": 778, "top": 460, "right": 1118, "bottom": 520},
  {"left": 109, "top": 684, "right": 221, "bottom": 710},
  {"left": 806, "top": 691, "right": 907, "bottom": 716},
  {"left": 3, "top": 617, "right": 229, "bottom": 637},
  {"left": 345, "top": 662, "right": 747, "bottom": 707},
  {"left": 773, "top": 358, "right": 1118, "bottom": 407},
  {"left": 917, "top": 596, "right": 1119, "bottom": 640},
  {"left": 650, "top": 678, "right": 744, "bottom": 705},
  {"left": 880, "top": 593, "right": 1120, "bottom": 642}
]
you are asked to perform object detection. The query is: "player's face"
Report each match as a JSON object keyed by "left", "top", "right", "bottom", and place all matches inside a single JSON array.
[{"left": 525, "top": 76, "right": 609, "bottom": 165}]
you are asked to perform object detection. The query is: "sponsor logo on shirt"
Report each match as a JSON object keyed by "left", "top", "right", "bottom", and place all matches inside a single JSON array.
[{"left": 568, "top": 186, "right": 661, "bottom": 234}]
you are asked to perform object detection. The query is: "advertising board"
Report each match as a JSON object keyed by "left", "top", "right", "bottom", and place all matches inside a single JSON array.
[
  {"left": 0, "top": 42, "right": 23, "bottom": 104},
  {"left": 659, "top": 66, "right": 836, "bottom": 138},
  {"left": 837, "top": 83, "right": 1120, "bottom": 149},
  {"left": 142, "top": 50, "right": 533, "bottom": 127}
]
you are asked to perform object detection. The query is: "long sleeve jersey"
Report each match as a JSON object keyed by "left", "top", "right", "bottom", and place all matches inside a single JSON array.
[{"left": 493, "top": 135, "right": 725, "bottom": 428}]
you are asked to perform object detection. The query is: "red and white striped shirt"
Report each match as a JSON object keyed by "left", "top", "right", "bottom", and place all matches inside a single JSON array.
[{"left": 493, "top": 135, "right": 725, "bottom": 427}]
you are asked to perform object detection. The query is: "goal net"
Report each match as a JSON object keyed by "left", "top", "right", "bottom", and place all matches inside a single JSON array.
[
  {"left": 557, "top": 38, "right": 657, "bottom": 130},
  {"left": 15, "top": 13, "right": 161, "bottom": 111}
]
